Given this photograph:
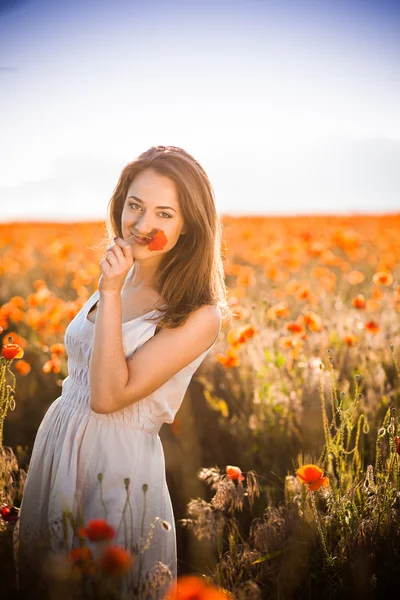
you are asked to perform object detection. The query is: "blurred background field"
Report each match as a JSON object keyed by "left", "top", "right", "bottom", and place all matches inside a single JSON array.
[{"left": 1, "top": 214, "right": 399, "bottom": 579}]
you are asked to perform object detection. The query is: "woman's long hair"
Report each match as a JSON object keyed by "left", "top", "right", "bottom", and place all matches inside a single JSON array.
[{"left": 104, "top": 145, "right": 234, "bottom": 329}]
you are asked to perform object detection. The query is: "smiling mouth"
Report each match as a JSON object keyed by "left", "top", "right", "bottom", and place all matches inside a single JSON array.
[{"left": 126, "top": 233, "right": 152, "bottom": 242}]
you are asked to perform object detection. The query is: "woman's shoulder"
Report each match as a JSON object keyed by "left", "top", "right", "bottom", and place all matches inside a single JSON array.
[{"left": 188, "top": 303, "right": 221, "bottom": 333}]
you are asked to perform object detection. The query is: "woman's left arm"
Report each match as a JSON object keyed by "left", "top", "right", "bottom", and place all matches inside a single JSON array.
[{"left": 89, "top": 290, "right": 129, "bottom": 413}]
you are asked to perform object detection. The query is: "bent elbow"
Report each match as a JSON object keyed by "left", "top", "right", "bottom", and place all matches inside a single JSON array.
[
  {"left": 90, "top": 395, "right": 114, "bottom": 415},
  {"left": 89, "top": 387, "right": 138, "bottom": 415},
  {"left": 90, "top": 402, "right": 109, "bottom": 415}
]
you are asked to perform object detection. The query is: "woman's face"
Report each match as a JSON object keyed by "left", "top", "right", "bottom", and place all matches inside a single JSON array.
[{"left": 121, "top": 168, "right": 187, "bottom": 255}]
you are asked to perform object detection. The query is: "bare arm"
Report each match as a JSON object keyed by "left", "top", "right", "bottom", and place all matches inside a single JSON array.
[
  {"left": 89, "top": 302, "right": 221, "bottom": 415},
  {"left": 89, "top": 291, "right": 129, "bottom": 413}
]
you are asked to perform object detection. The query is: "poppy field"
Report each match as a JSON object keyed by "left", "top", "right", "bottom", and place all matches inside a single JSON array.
[{"left": 0, "top": 214, "right": 400, "bottom": 599}]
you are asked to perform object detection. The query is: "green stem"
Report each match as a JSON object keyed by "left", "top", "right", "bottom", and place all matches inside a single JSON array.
[
  {"left": 137, "top": 485, "right": 148, "bottom": 591},
  {"left": 310, "top": 492, "right": 333, "bottom": 566}
]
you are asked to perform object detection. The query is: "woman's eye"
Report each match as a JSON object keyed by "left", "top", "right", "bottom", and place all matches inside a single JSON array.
[{"left": 129, "top": 203, "right": 171, "bottom": 218}]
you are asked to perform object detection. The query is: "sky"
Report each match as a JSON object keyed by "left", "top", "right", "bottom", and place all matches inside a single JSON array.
[{"left": 0, "top": 0, "right": 399, "bottom": 221}]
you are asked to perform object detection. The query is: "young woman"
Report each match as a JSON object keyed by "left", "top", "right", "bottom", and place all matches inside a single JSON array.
[{"left": 15, "top": 145, "right": 232, "bottom": 595}]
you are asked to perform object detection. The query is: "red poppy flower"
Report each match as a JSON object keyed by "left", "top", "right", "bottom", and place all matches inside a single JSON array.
[
  {"left": 78, "top": 519, "right": 115, "bottom": 542},
  {"left": 164, "top": 575, "right": 231, "bottom": 599},
  {"left": 303, "top": 311, "right": 322, "bottom": 332},
  {"left": 1, "top": 343, "right": 24, "bottom": 360},
  {"left": 286, "top": 321, "right": 304, "bottom": 335},
  {"left": 15, "top": 360, "right": 31, "bottom": 375},
  {"left": 148, "top": 230, "right": 168, "bottom": 251},
  {"left": 98, "top": 545, "right": 133, "bottom": 577},
  {"left": 365, "top": 320, "right": 380, "bottom": 334},
  {"left": 344, "top": 334, "right": 358, "bottom": 346},
  {"left": 296, "top": 464, "right": 329, "bottom": 491},
  {"left": 215, "top": 350, "right": 240, "bottom": 368},
  {"left": 372, "top": 271, "right": 393, "bottom": 286},
  {"left": 352, "top": 294, "right": 366, "bottom": 309},
  {"left": 394, "top": 437, "right": 400, "bottom": 456},
  {"left": 0, "top": 505, "right": 19, "bottom": 523},
  {"left": 226, "top": 465, "right": 245, "bottom": 482}
]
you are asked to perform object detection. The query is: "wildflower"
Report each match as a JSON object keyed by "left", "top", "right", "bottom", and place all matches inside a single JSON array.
[
  {"left": 344, "top": 334, "right": 358, "bottom": 346},
  {"left": 98, "top": 545, "right": 133, "bottom": 577},
  {"left": 279, "top": 336, "right": 304, "bottom": 359},
  {"left": 394, "top": 437, "right": 400, "bottom": 455},
  {"left": 78, "top": 519, "right": 115, "bottom": 542},
  {"left": 164, "top": 574, "right": 231, "bottom": 599},
  {"left": 0, "top": 505, "right": 19, "bottom": 523},
  {"left": 42, "top": 355, "right": 62, "bottom": 373},
  {"left": 33, "top": 279, "right": 47, "bottom": 291},
  {"left": 264, "top": 265, "right": 282, "bottom": 281},
  {"left": 14, "top": 360, "right": 31, "bottom": 375},
  {"left": 227, "top": 325, "right": 257, "bottom": 347},
  {"left": 280, "top": 336, "right": 299, "bottom": 349},
  {"left": 296, "top": 464, "right": 329, "bottom": 491},
  {"left": 372, "top": 271, "right": 393, "bottom": 286},
  {"left": 148, "top": 230, "right": 168, "bottom": 251},
  {"left": 240, "top": 324, "right": 257, "bottom": 339},
  {"left": 1, "top": 302, "right": 24, "bottom": 323},
  {"left": 266, "top": 302, "right": 290, "bottom": 320},
  {"left": 1, "top": 342, "right": 24, "bottom": 360},
  {"left": 1, "top": 336, "right": 24, "bottom": 360},
  {"left": 295, "top": 284, "right": 311, "bottom": 301},
  {"left": 215, "top": 349, "right": 240, "bottom": 368},
  {"left": 346, "top": 270, "right": 365, "bottom": 285},
  {"left": 49, "top": 343, "right": 65, "bottom": 356},
  {"left": 226, "top": 465, "right": 245, "bottom": 482},
  {"left": 9, "top": 296, "right": 25, "bottom": 309},
  {"left": 365, "top": 320, "right": 380, "bottom": 334},
  {"left": 285, "top": 321, "right": 304, "bottom": 335},
  {"left": 236, "top": 265, "right": 256, "bottom": 287},
  {"left": 231, "top": 305, "right": 250, "bottom": 320},
  {"left": 303, "top": 311, "right": 322, "bottom": 332},
  {"left": 352, "top": 294, "right": 366, "bottom": 309}
]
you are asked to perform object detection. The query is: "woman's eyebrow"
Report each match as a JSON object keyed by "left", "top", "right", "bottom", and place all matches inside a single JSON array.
[{"left": 127, "top": 195, "right": 176, "bottom": 212}]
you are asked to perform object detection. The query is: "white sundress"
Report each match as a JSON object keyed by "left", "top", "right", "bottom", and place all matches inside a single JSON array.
[{"left": 15, "top": 285, "right": 220, "bottom": 594}]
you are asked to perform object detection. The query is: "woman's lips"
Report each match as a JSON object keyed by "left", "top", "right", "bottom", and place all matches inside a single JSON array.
[
  {"left": 125, "top": 229, "right": 168, "bottom": 251},
  {"left": 133, "top": 235, "right": 149, "bottom": 245},
  {"left": 126, "top": 232, "right": 151, "bottom": 242}
]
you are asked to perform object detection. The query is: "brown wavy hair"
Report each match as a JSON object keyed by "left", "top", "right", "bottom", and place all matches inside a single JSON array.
[{"left": 102, "top": 145, "right": 234, "bottom": 329}]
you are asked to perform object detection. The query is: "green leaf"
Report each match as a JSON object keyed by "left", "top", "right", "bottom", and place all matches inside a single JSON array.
[{"left": 253, "top": 548, "right": 286, "bottom": 563}]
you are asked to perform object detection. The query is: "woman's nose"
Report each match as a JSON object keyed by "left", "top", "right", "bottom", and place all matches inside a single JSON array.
[{"left": 136, "top": 216, "right": 153, "bottom": 235}]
